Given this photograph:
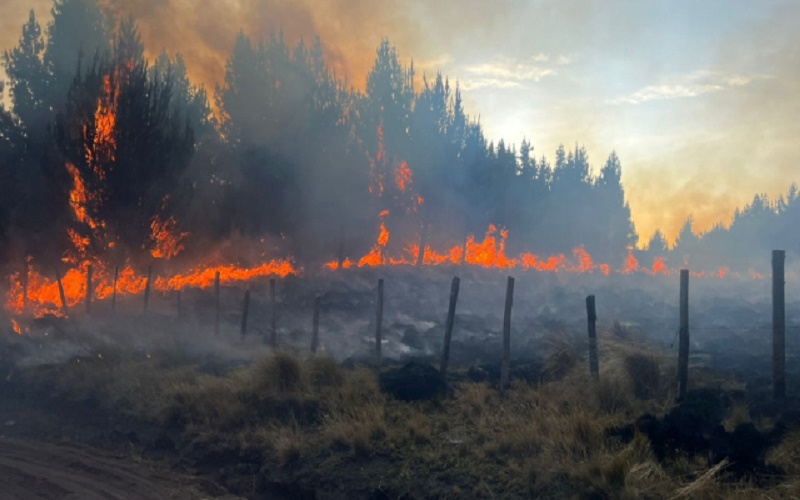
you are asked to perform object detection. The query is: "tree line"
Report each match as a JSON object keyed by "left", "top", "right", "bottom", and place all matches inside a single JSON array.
[{"left": 0, "top": 0, "right": 796, "bottom": 272}]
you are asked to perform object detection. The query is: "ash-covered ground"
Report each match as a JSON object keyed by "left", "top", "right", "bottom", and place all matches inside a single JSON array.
[{"left": 3, "top": 267, "right": 798, "bottom": 388}]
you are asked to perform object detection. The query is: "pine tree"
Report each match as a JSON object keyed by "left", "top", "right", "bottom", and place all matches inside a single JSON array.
[
  {"left": 44, "top": 0, "right": 110, "bottom": 117},
  {"left": 2, "top": 10, "right": 48, "bottom": 134}
]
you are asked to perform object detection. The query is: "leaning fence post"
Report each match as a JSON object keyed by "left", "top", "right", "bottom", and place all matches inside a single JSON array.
[
  {"left": 440, "top": 277, "right": 461, "bottom": 377},
  {"left": 586, "top": 295, "right": 599, "bottom": 380},
  {"left": 678, "top": 269, "right": 690, "bottom": 401},
  {"left": 773, "top": 250, "right": 786, "bottom": 400},
  {"left": 240, "top": 289, "right": 250, "bottom": 339},
  {"left": 55, "top": 266, "right": 67, "bottom": 315},
  {"left": 311, "top": 295, "right": 321, "bottom": 353},
  {"left": 375, "top": 279, "right": 384, "bottom": 366},
  {"left": 214, "top": 271, "right": 221, "bottom": 336},
  {"left": 501, "top": 276, "right": 515, "bottom": 390}
]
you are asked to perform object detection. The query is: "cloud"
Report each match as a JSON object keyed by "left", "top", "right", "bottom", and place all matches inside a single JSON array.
[
  {"left": 608, "top": 70, "right": 759, "bottom": 105},
  {"left": 459, "top": 78, "right": 522, "bottom": 91},
  {"left": 556, "top": 54, "right": 573, "bottom": 65},
  {"left": 460, "top": 56, "right": 556, "bottom": 90}
]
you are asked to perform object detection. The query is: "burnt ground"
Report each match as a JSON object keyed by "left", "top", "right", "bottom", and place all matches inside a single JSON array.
[{"left": 0, "top": 268, "right": 799, "bottom": 498}]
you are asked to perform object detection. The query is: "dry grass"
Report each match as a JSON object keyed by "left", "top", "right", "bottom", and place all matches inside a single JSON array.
[{"left": 17, "top": 330, "right": 800, "bottom": 499}]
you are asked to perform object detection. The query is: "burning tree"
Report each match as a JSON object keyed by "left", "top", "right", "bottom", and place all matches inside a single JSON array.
[{"left": 54, "top": 17, "right": 194, "bottom": 263}]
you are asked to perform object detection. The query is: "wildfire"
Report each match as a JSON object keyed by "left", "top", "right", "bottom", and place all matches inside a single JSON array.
[
  {"left": 150, "top": 215, "right": 189, "bottom": 260},
  {"left": 357, "top": 221, "right": 391, "bottom": 268},
  {"left": 154, "top": 261, "right": 296, "bottom": 291},
  {"left": 66, "top": 163, "right": 105, "bottom": 232},
  {"left": 622, "top": 251, "right": 640, "bottom": 274},
  {"left": 12, "top": 319, "right": 24, "bottom": 335},
  {"left": 651, "top": 257, "right": 669, "bottom": 275},
  {"left": 6, "top": 258, "right": 298, "bottom": 318},
  {"left": 323, "top": 213, "right": 768, "bottom": 280},
  {"left": 395, "top": 161, "right": 413, "bottom": 192},
  {"left": 325, "top": 258, "right": 354, "bottom": 271}
]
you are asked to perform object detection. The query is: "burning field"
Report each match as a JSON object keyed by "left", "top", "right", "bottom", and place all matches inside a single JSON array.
[
  {"left": 2, "top": 0, "right": 800, "bottom": 498},
  {"left": 2, "top": 264, "right": 800, "bottom": 498}
]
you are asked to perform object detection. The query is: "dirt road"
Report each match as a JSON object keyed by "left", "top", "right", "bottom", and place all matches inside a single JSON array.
[{"left": 0, "top": 437, "right": 234, "bottom": 499}]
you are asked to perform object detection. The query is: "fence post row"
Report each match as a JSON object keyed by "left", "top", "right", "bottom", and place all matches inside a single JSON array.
[{"left": 24, "top": 249, "right": 789, "bottom": 401}]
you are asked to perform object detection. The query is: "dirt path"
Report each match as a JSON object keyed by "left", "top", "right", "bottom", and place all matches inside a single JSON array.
[{"left": 0, "top": 437, "right": 235, "bottom": 499}]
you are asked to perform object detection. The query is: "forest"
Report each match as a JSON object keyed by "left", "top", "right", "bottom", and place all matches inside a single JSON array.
[{"left": 1, "top": 0, "right": 798, "bottom": 275}]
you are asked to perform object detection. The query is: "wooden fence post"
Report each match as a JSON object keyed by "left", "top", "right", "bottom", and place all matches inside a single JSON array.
[
  {"left": 55, "top": 266, "right": 67, "bottom": 315},
  {"left": 501, "top": 276, "right": 515, "bottom": 390},
  {"left": 773, "top": 250, "right": 786, "bottom": 400},
  {"left": 311, "top": 295, "right": 321, "bottom": 353},
  {"left": 214, "top": 271, "right": 221, "bottom": 336},
  {"left": 416, "top": 222, "right": 429, "bottom": 267},
  {"left": 586, "top": 295, "right": 599, "bottom": 381},
  {"left": 240, "top": 289, "right": 250, "bottom": 339},
  {"left": 85, "top": 264, "right": 93, "bottom": 316},
  {"left": 111, "top": 266, "right": 119, "bottom": 314},
  {"left": 440, "top": 277, "right": 460, "bottom": 377},
  {"left": 678, "top": 269, "right": 690, "bottom": 401},
  {"left": 375, "top": 279, "right": 384, "bottom": 366},
  {"left": 143, "top": 266, "right": 152, "bottom": 316},
  {"left": 269, "top": 278, "right": 277, "bottom": 346}
]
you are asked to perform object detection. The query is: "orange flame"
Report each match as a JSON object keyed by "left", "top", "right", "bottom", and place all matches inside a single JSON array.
[
  {"left": 6, "top": 258, "right": 298, "bottom": 319},
  {"left": 150, "top": 215, "right": 189, "bottom": 260},
  {"left": 651, "top": 257, "right": 669, "bottom": 275},
  {"left": 395, "top": 161, "right": 413, "bottom": 192},
  {"left": 358, "top": 222, "right": 390, "bottom": 268},
  {"left": 622, "top": 251, "right": 639, "bottom": 274},
  {"left": 82, "top": 74, "right": 118, "bottom": 178},
  {"left": 155, "top": 261, "right": 296, "bottom": 291},
  {"left": 12, "top": 319, "right": 24, "bottom": 335}
]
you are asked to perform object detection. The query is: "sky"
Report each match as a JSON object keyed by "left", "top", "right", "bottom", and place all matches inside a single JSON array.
[{"left": 2, "top": 0, "right": 799, "bottom": 245}]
